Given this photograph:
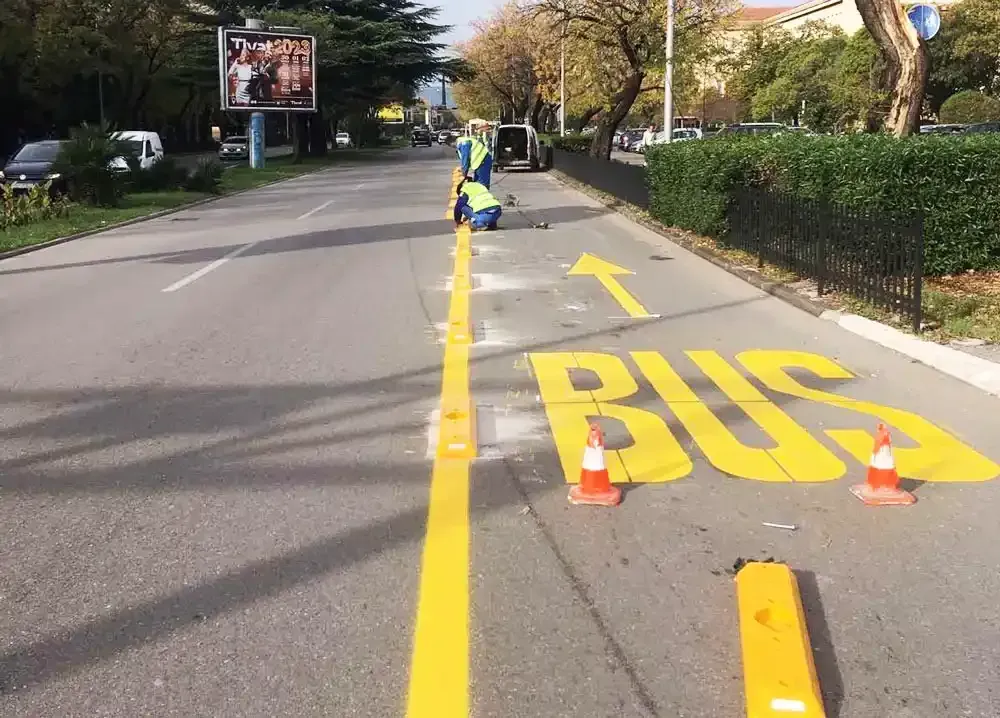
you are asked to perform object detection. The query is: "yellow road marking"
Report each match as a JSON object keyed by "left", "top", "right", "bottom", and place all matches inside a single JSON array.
[
  {"left": 530, "top": 352, "right": 691, "bottom": 484},
  {"left": 530, "top": 350, "right": 998, "bottom": 484},
  {"left": 406, "top": 187, "right": 475, "bottom": 718},
  {"left": 739, "top": 350, "right": 1000, "bottom": 483},
  {"left": 736, "top": 562, "right": 825, "bottom": 717},
  {"left": 567, "top": 252, "right": 652, "bottom": 318},
  {"left": 685, "top": 351, "right": 846, "bottom": 482}
]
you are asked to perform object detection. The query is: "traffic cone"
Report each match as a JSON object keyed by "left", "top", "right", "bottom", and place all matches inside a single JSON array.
[
  {"left": 850, "top": 424, "right": 916, "bottom": 506},
  {"left": 569, "top": 424, "right": 621, "bottom": 507}
]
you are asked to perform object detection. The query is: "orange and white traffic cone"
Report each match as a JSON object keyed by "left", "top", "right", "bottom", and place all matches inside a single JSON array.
[
  {"left": 568, "top": 424, "right": 622, "bottom": 507},
  {"left": 850, "top": 424, "right": 916, "bottom": 506}
]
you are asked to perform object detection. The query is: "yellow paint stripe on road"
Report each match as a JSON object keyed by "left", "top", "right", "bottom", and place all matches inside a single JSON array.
[
  {"left": 406, "top": 195, "right": 475, "bottom": 718},
  {"left": 687, "top": 351, "right": 846, "bottom": 483},
  {"left": 736, "top": 562, "right": 826, "bottom": 718}
]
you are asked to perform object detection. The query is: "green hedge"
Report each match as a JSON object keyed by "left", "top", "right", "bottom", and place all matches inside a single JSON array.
[
  {"left": 645, "top": 134, "right": 1000, "bottom": 275},
  {"left": 551, "top": 134, "right": 591, "bottom": 153}
]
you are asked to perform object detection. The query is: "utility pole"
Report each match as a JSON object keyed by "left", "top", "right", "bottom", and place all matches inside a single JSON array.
[
  {"left": 559, "top": 33, "right": 566, "bottom": 136},
  {"left": 663, "top": 0, "right": 675, "bottom": 143},
  {"left": 245, "top": 18, "right": 267, "bottom": 168},
  {"left": 441, "top": 74, "right": 447, "bottom": 108}
]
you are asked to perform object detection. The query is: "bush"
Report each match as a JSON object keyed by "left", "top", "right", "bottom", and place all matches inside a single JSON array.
[
  {"left": 645, "top": 133, "right": 1000, "bottom": 275},
  {"left": 52, "top": 123, "right": 128, "bottom": 206},
  {"left": 130, "top": 156, "right": 188, "bottom": 193},
  {"left": 939, "top": 91, "right": 1000, "bottom": 125},
  {"left": 184, "top": 158, "right": 223, "bottom": 194},
  {"left": 1, "top": 181, "right": 68, "bottom": 230},
  {"left": 551, "top": 134, "right": 591, "bottom": 153}
]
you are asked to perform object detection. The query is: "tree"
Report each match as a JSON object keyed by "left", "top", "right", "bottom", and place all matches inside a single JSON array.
[
  {"left": 539, "top": 0, "right": 734, "bottom": 158},
  {"left": 939, "top": 90, "right": 1000, "bottom": 124},
  {"left": 854, "top": 0, "right": 928, "bottom": 136},
  {"left": 927, "top": 0, "right": 1000, "bottom": 113}
]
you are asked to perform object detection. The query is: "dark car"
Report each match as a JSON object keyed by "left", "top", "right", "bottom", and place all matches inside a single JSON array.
[
  {"left": 1, "top": 140, "right": 68, "bottom": 194},
  {"left": 620, "top": 129, "right": 644, "bottom": 152},
  {"left": 715, "top": 123, "right": 787, "bottom": 137},
  {"left": 965, "top": 121, "right": 1000, "bottom": 134},
  {"left": 411, "top": 127, "right": 432, "bottom": 147}
]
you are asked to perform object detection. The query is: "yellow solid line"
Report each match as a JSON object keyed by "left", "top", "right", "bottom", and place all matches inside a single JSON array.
[
  {"left": 406, "top": 208, "right": 474, "bottom": 718},
  {"left": 595, "top": 274, "right": 651, "bottom": 318},
  {"left": 736, "top": 562, "right": 825, "bottom": 718}
]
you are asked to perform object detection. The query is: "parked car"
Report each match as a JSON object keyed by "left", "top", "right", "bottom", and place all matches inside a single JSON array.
[
  {"left": 335, "top": 132, "right": 352, "bottom": 148},
  {"left": 641, "top": 128, "right": 703, "bottom": 153},
  {"left": 919, "top": 124, "right": 968, "bottom": 135},
  {"left": 218, "top": 135, "right": 249, "bottom": 161},
  {"left": 111, "top": 130, "right": 164, "bottom": 169},
  {"left": 620, "top": 129, "right": 644, "bottom": 152},
  {"left": 411, "top": 127, "right": 432, "bottom": 147},
  {"left": 715, "top": 123, "right": 787, "bottom": 136},
  {"left": 965, "top": 121, "right": 1000, "bottom": 134},
  {"left": 0, "top": 140, "right": 69, "bottom": 194},
  {"left": 492, "top": 124, "right": 542, "bottom": 171}
]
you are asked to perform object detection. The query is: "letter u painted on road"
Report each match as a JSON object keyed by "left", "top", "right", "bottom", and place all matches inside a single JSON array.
[{"left": 529, "top": 350, "right": 1000, "bottom": 485}]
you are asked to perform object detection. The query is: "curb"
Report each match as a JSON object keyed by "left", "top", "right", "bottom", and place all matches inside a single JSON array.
[
  {"left": 0, "top": 162, "right": 336, "bottom": 263},
  {"left": 547, "top": 169, "right": 1000, "bottom": 400}
]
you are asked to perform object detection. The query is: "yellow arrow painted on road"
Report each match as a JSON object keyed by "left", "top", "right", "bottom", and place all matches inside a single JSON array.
[{"left": 567, "top": 253, "right": 654, "bottom": 318}]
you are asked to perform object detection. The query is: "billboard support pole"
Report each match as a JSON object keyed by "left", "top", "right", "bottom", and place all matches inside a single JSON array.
[{"left": 245, "top": 18, "right": 267, "bottom": 168}]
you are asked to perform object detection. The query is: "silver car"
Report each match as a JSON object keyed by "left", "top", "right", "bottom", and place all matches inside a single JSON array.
[{"left": 218, "top": 135, "right": 249, "bottom": 161}]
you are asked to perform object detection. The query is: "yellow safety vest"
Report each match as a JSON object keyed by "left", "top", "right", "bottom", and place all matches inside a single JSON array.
[
  {"left": 468, "top": 138, "right": 489, "bottom": 170},
  {"left": 462, "top": 182, "right": 499, "bottom": 213}
]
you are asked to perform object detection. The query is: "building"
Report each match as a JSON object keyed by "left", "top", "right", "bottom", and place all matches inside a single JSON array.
[{"left": 757, "top": 0, "right": 961, "bottom": 36}]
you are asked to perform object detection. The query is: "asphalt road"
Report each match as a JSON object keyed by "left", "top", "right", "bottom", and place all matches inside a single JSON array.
[{"left": 2, "top": 145, "right": 999, "bottom": 717}]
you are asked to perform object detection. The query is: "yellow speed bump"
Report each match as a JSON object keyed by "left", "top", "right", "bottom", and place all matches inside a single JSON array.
[{"left": 736, "top": 562, "right": 825, "bottom": 717}]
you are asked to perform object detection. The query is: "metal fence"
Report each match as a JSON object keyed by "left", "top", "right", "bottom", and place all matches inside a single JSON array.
[
  {"left": 725, "top": 188, "right": 924, "bottom": 332},
  {"left": 548, "top": 148, "right": 649, "bottom": 209}
]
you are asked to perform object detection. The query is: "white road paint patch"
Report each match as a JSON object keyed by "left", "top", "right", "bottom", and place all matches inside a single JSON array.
[
  {"left": 561, "top": 301, "right": 589, "bottom": 312},
  {"left": 161, "top": 241, "right": 259, "bottom": 292},
  {"left": 474, "top": 320, "right": 520, "bottom": 347},
  {"left": 440, "top": 273, "right": 548, "bottom": 292},
  {"left": 425, "top": 409, "right": 441, "bottom": 459},
  {"left": 296, "top": 199, "right": 335, "bottom": 220},
  {"left": 477, "top": 404, "right": 547, "bottom": 460}
]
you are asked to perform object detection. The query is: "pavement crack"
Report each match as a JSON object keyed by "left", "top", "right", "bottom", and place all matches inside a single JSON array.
[{"left": 499, "top": 458, "right": 662, "bottom": 718}]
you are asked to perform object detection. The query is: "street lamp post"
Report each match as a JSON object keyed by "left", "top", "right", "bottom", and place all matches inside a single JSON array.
[
  {"left": 663, "top": 0, "right": 675, "bottom": 143},
  {"left": 560, "top": 32, "right": 566, "bottom": 137}
]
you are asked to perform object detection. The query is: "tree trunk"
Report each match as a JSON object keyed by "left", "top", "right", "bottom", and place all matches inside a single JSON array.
[
  {"left": 529, "top": 95, "right": 545, "bottom": 129},
  {"left": 855, "top": 0, "right": 928, "bottom": 136},
  {"left": 309, "top": 106, "right": 327, "bottom": 156},
  {"left": 589, "top": 74, "right": 643, "bottom": 159},
  {"left": 574, "top": 107, "right": 600, "bottom": 133},
  {"left": 292, "top": 114, "right": 309, "bottom": 163}
]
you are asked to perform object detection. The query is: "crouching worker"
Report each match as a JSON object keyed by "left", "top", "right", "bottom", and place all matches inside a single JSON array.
[{"left": 454, "top": 180, "right": 502, "bottom": 231}]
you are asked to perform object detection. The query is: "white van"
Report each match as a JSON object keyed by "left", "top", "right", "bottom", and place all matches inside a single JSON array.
[
  {"left": 111, "top": 131, "right": 165, "bottom": 170},
  {"left": 492, "top": 125, "right": 542, "bottom": 171}
]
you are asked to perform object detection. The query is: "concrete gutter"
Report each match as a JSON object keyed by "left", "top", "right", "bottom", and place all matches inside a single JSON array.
[{"left": 547, "top": 168, "right": 1000, "bottom": 400}]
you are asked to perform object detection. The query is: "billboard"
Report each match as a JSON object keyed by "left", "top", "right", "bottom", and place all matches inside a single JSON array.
[
  {"left": 218, "top": 27, "right": 317, "bottom": 112},
  {"left": 377, "top": 105, "right": 405, "bottom": 123}
]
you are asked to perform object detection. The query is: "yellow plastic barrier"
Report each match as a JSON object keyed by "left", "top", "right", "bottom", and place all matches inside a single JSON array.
[{"left": 735, "top": 562, "right": 826, "bottom": 717}]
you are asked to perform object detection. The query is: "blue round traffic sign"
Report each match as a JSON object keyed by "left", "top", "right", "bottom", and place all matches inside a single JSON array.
[{"left": 908, "top": 3, "right": 941, "bottom": 41}]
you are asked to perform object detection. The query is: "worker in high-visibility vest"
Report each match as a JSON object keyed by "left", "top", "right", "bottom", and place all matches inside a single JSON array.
[
  {"left": 455, "top": 128, "right": 493, "bottom": 189},
  {"left": 454, "top": 179, "right": 502, "bottom": 231}
]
